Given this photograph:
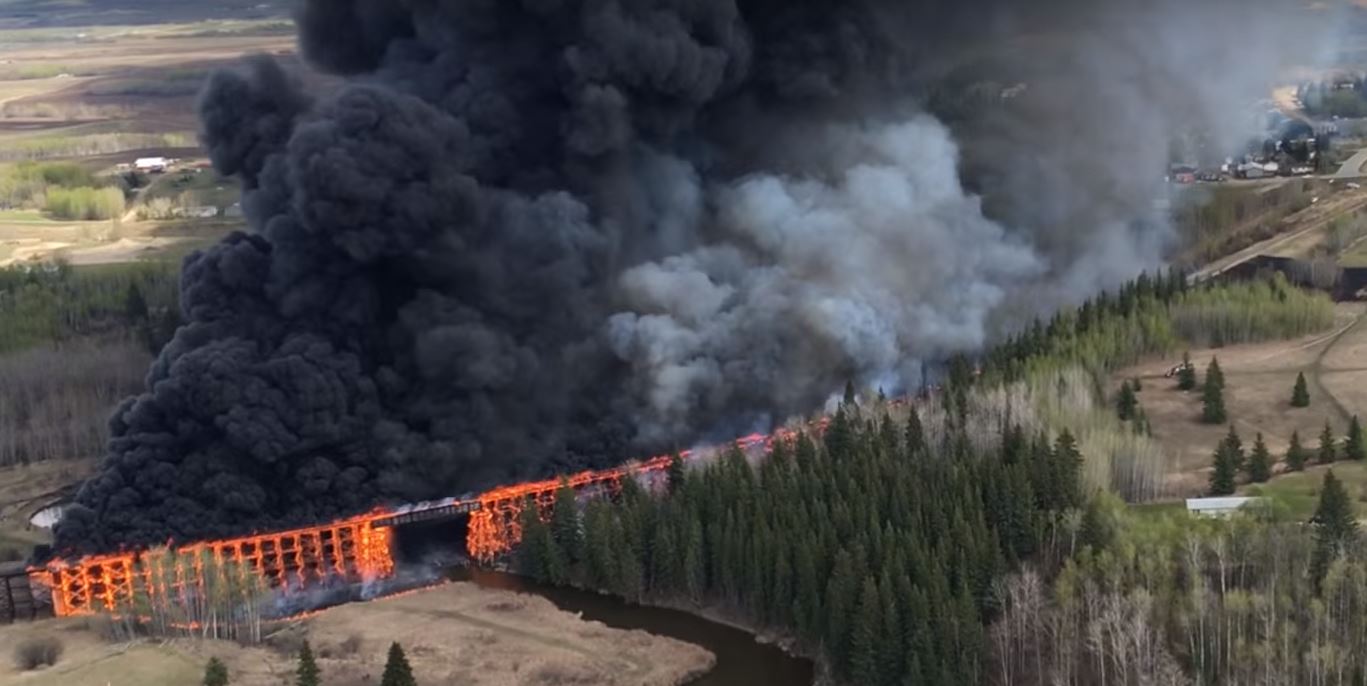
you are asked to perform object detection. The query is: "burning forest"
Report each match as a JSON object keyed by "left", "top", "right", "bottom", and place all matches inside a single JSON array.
[{"left": 52, "top": 0, "right": 1342, "bottom": 556}]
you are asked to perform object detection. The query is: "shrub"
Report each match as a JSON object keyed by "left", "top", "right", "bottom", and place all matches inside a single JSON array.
[
  {"left": 340, "top": 634, "right": 363, "bottom": 655},
  {"left": 203, "top": 656, "right": 229, "bottom": 686},
  {"left": 13, "top": 636, "right": 62, "bottom": 670},
  {"left": 45, "top": 185, "right": 124, "bottom": 220}
]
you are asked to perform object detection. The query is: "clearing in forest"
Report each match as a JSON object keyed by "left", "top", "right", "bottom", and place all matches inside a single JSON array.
[{"left": 1114, "top": 301, "right": 1367, "bottom": 497}]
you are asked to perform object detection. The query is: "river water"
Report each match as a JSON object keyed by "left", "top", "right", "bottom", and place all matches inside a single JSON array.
[{"left": 448, "top": 567, "right": 814, "bottom": 685}]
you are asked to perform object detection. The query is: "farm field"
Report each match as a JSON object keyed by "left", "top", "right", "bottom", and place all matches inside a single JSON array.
[{"left": 0, "top": 8, "right": 311, "bottom": 266}]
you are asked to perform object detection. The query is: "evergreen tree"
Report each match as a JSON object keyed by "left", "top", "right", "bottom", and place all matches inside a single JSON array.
[
  {"left": 827, "top": 406, "right": 852, "bottom": 460},
  {"left": 1053, "top": 430, "right": 1084, "bottom": 510},
  {"left": 617, "top": 531, "right": 644, "bottom": 602},
  {"left": 1177, "top": 351, "right": 1197, "bottom": 390},
  {"left": 843, "top": 379, "right": 857, "bottom": 407},
  {"left": 1116, "top": 380, "right": 1137, "bottom": 421},
  {"left": 792, "top": 541, "right": 822, "bottom": 642},
  {"left": 1320, "top": 421, "right": 1339, "bottom": 464},
  {"left": 551, "top": 480, "right": 583, "bottom": 564},
  {"left": 517, "top": 502, "right": 548, "bottom": 582},
  {"left": 1208, "top": 442, "right": 1237, "bottom": 496},
  {"left": 524, "top": 501, "right": 568, "bottom": 585},
  {"left": 683, "top": 519, "right": 705, "bottom": 602},
  {"left": 1247, "top": 432, "right": 1272, "bottom": 483},
  {"left": 1292, "top": 371, "right": 1311, "bottom": 407},
  {"left": 1223, "top": 425, "right": 1245, "bottom": 473},
  {"left": 1207, "top": 356, "right": 1225, "bottom": 389},
  {"left": 583, "top": 500, "right": 617, "bottom": 589},
  {"left": 1347, "top": 415, "right": 1366, "bottom": 461},
  {"left": 380, "top": 642, "right": 417, "bottom": 686},
  {"left": 824, "top": 555, "right": 858, "bottom": 672},
  {"left": 905, "top": 409, "right": 925, "bottom": 457},
  {"left": 1131, "top": 376, "right": 1143, "bottom": 392},
  {"left": 876, "top": 575, "right": 902, "bottom": 686},
  {"left": 849, "top": 577, "right": 882, "bottom": 686},
  {"left": 650, "top": 516, "right": 678, "bottom": 591},
  {"left": 1201, "top": 366, "right": 1227, "bottom": 424},
  {"left": 295, "top": 642, "right": 320, "bottom": 686},
  {"left": 667, "top": 452, "right": 686, "bottom": 494},
  {"left": 1311, "top": 470, "right": 1359, "bottom": 587},
  {"left": 1287, "top": 430, "right": 1308, "bottom": 472},
  {"left": 124, "top": 282, "right": 148, "bottom": 322},
  {"left": 203, "top": 657, "right": 229, "bottom": 686}
]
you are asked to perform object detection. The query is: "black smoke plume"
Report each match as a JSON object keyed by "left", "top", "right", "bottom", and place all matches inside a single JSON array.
[{"left": 56, "top": 0, "right": 1341, "bottom": 551}]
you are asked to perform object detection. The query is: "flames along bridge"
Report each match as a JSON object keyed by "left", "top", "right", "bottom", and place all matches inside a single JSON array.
[{"left": 24, "top": 414, "right": 848, "bottom": 618}]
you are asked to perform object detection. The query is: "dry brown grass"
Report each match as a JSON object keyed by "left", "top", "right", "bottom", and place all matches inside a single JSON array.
[
  {"left": 1115, "top": 302, "right": 1367, "bottom": 496},
  {"left": 0, "top": 583, "right": 714, "bottom": 686},
  {"left": 11, "top": 637, "right": 61, "bottom": 671}
]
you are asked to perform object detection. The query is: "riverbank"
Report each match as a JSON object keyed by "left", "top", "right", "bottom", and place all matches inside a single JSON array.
[
  {"left": 457, "top": 567, "right": 815, "bottom": 685},
  {"left": 0, "top": 581, "right": 714, "bottom": 686},
  {"left": 638, "top": 596, "right": 839, "bottom": 686}
]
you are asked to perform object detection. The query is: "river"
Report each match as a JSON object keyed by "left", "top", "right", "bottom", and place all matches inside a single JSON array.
[{"left": 448, "top": 567, "right": 815, "bottom": 685}]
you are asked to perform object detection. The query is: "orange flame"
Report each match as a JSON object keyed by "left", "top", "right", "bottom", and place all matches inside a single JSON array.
[
  {"left": 36, "top": 511, "right": 395, "bottom": 617},
  {"left": 464, "top": 414, "right": 842, "bottom": 562},
  {"left": 35, "top": 395, "right": 908, "bottom": 616}
]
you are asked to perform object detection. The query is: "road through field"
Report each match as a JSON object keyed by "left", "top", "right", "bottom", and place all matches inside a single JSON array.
[{"left": 1309, "top": 311, "right": 1367, "bottom": 423}]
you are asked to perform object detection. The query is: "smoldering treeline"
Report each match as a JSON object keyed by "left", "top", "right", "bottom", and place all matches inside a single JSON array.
[{"left": 56, "top": 0, "right": 1340, "bottom": 550}]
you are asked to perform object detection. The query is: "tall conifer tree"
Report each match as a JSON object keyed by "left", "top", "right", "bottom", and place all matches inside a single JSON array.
[
  {"left": 1292, "top": 372, "right": 1311, "bottom": 407},
  {"left": 1287, "top": 430, "right": 1308, "bottom": 472},
  {"left": 1177, "top": 351, "right": 1197, "bottom": 390},
  {"left": 1201, "top": 365, "right": 1227, "bottom": 424},
  {"left": 1247, "top": 433, "right": 1272, "bottom": 483},
  {"left": 1209, "top": 442, "right": 1237, "bottom": 496},
  {"left": 1345, "top": 415, "right": 1366, "bottom": 461},
  {"left": 295, "top": 642, "right": 320, "bottom": 686},
  {"left": 1311, "top": 470, "right": 1359, "bottom": 587},
  {"left": 380, "top": 642, "right": 417, "bottom": 686},
  {"left": 1320, "top": 421, "right": 1339, "bottom": 464}
]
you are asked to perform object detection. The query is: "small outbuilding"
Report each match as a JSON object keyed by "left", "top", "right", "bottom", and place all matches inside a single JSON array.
[
  {"left": 1185, "top": 496, "right": 1259, "bottom": 517},
  {"left": 134, "top": 157, "right": 169, "bottom": 173}
]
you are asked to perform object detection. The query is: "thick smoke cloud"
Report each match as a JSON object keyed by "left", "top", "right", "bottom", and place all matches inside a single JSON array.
[{"left": 57, "top": 0, "right": 1341, "bottom": 550}]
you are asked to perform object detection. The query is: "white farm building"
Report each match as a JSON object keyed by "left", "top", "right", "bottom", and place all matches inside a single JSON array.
[
  {"left": 1186, "top": 497, "right": 1259, "bottom": 517},
  {"left": 134, "top": 157, "right": 170, "bottom": 173}
]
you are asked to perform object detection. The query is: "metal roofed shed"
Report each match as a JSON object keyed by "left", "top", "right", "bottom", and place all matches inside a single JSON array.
[
  {"left": 1185, "top": 496, "right": 1259, "bottom": 517},
  {"left": 133, "top": 157, "right": 169, "bottom": 173}
]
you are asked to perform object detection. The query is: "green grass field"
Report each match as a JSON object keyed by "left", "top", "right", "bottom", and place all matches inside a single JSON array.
[
  {"left": 1338, "top": 239, "right": 1367, "bottom": 267},
  {"left": 0, "top": 208, "right": 55, "bottom": 222},
  {"left": 1129, "top": 501, "right": 1188, "bottom": 520},
  {"left": 1129, "top": 463, "right": 1367, "bottom": 523},
  {"left": 1244, "top": 461, "right": 1367, "bottom": 520}
]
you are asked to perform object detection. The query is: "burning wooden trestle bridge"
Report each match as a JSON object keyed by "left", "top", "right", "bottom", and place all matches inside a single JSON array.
[{"left": 28, "top": 417, "right": 840, "bottom": 618}]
